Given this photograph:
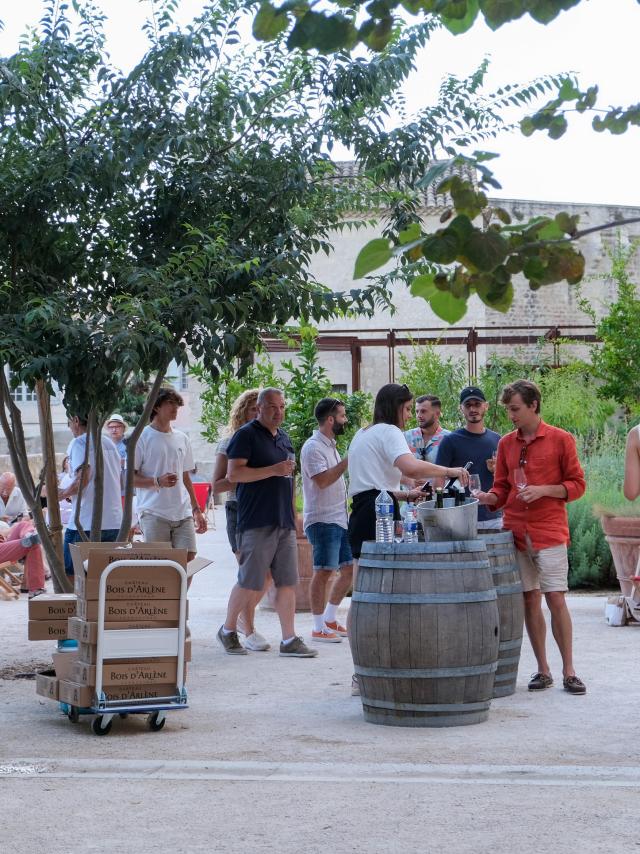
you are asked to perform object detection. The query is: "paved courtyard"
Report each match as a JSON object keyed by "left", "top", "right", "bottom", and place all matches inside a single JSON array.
[{"left": 1, "top": 509, "right": 637, "bottom": 853}]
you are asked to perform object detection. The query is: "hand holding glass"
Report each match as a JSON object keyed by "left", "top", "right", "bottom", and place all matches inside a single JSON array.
[
  {"left": 468, "top": 474, "right": 481, "bottom": 497},
  {"left": 512, "top": 468, "right": 527, "bottom": 493},
  {"left": 285, "top": 452, "right": 296, "bottom": 479}
]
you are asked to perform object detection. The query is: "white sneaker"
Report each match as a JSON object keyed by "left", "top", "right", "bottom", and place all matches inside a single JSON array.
[{"left": 243, "top": 631, "right": 271, "bottom": 651}]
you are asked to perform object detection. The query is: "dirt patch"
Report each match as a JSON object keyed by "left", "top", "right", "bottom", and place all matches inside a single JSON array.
[{"left": 0, "top": 661, "right": 51, "bottom": 680}]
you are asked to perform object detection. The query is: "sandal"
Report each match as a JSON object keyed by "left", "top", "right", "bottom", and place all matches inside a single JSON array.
[{"left": 28, "top": 588, "right": 46, "bottom": 599}]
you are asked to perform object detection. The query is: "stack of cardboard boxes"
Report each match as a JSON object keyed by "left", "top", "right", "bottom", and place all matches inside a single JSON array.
[{"left": 35, "top": 543, "right": 191, "bottom": 709}]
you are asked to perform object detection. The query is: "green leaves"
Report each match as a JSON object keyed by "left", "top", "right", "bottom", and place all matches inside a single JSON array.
[
  {"left": 353, "top": 238, "right": 393, "bottom": 278},
  {"left": 252, "top": 2, "right": 289, "bottom": 40}
]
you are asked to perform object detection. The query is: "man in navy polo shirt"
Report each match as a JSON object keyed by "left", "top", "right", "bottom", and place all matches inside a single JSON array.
[{"left": 217, "top": 387, "right": 317, "bottom": 658}]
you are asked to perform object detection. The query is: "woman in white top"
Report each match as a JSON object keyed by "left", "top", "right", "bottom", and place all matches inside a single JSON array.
[{"left": 347, "top": 383, "right": 469, "bottom": 562}]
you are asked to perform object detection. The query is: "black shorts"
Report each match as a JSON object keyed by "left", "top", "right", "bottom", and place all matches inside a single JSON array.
[{"left": 348, "top": 489, "right": 400, "bottom": 559}]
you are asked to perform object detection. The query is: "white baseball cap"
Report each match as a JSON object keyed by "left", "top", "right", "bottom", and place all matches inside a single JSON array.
[{"left": 106, "top": 414, "right": 126, "bottom": 426}]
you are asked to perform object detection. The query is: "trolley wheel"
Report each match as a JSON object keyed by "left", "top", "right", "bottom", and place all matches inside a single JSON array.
[
  {"left": 68, "top": 706, "right": 80, "bottom": 724},
  {"left": 91, "top": 716, "right": 113, "bottom": 736},
  {"left": 118, "top": 713, "right": 129, "bottom": 719},
  {"left": 147, "top": 712, "right": 165, "bottom": 732}
]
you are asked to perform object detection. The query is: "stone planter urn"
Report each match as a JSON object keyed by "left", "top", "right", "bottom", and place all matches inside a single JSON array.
[{"left": 600, "top": 514, "right": 640, "bottom": 596}]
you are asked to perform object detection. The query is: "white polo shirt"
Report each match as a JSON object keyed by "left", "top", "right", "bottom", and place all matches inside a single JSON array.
[{"left": 301, "top": 430, "right": 348, "bottom": 530}]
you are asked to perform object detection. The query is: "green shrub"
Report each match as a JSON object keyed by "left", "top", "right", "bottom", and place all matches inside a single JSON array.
[{"left": 397, "top": 344, "right": 467, "bottom": 429}]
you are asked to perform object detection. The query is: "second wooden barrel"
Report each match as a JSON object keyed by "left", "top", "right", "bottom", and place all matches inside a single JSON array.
[
  {"left": 351, "top": 540, "right": 499, "bottom": 727},
  {"left": 480, "top": 531, "right": 524, "bottom": 698}
]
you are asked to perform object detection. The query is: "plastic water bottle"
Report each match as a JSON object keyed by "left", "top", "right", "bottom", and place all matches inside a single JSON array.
[
  {"left": 403, "top": 503, "right": 419, "bottom": 543},
  {"left": 375, "top": 490, "right": 394, "bottom": 543}
]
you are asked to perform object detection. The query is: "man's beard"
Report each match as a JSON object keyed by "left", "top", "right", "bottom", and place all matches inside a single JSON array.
[
  {"left": 333, "top": 422, "right": 345, "bottom": 436},
  {"left": 419, "top": 418, "right": 435, "bottom": 430}
]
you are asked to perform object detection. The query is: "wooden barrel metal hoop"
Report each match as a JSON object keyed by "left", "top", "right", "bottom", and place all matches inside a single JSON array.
[{"left": 351, "top": 540, "right": 500, "bottom": 727}]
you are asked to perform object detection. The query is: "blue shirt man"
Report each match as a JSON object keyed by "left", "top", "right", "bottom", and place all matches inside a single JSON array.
[{"left": 436, "top": 386, "right": 502, "bottom": 528}]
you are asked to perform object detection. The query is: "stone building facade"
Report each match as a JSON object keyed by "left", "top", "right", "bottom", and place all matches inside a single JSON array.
[{"left": 3, "top": 192, "right": 639, "bottom": 479}]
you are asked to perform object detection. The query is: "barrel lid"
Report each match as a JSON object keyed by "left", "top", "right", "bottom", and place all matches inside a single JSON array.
[{"left": 361, "top": 540, "right": 488, "bottom": 555}]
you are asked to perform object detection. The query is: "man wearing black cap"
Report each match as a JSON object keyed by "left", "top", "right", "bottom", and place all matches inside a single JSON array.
[{"left": 435, "top": 386, "right": 502, "bottom": 531}]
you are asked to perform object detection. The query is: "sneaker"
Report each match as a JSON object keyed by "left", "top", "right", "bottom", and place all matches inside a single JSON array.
[
  {"left": 243, "top": 631, "right": 271, "bottom": 651},
  {"left": 216, "top": 625, "right": 248, "bottom": 655},
  {"left": 312, "top": 628, "right": 342, "bottom": 643},
  {"left": 324, "top": 620, "right": 348, "bottom": 637},
  {"left": 563, "top": 675, "right": 587, "bottom": 695},
  {"left": 528, "top": 672, "right": 553, "bottom": 691},
  {"left": 28, "top": 588, "right": 46, "bottom": 599},
  {"left": 351, "top": 674, "right": 360, "bottom": 696},
  {"left": 279, "top": 636, "right": 318, "bottom": 658},
  {"left": 21, "top": 532, "right": 40, "bottom": 548}
]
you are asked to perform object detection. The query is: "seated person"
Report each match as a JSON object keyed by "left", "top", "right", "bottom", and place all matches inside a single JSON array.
[
  {"left": 0, "top": 519, "right": 46, "bottom": 598},
  {"left": 0, "top": 472, "right": 27, "bottom": 523}
]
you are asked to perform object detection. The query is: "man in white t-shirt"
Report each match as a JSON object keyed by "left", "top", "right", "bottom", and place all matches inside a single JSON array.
[
  {"left": 133, "top": 387, "right": 207, "bottom": 561},
  {"left": 59, "top": 415, "right": 124, "bottom": 576}
]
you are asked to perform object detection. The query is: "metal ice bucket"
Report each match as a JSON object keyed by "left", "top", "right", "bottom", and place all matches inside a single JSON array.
[{"left": 416, "top": 497, "right": 479, "bottom": 542}]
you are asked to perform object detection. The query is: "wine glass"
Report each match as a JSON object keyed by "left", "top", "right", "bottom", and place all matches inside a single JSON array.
[
  {"left": 468, "top": 474, "right": 481, "bottom": 497},
  {"left": 512, "top": 467, "right": 527, "bottom": 493},
  {"left": 285, "top": 451, "right": 296, "bottom": 479}
]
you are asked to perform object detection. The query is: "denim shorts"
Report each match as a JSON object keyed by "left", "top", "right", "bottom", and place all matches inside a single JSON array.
[{"left": 305, "top": 522, "right": 353, "bottom": 571}]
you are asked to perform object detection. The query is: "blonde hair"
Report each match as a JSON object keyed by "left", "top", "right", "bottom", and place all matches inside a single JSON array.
[{"left": 226, "top": 389, "right": 260, "bottom": 435}]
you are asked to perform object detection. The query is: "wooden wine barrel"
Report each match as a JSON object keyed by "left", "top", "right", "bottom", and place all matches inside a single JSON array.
[
  {"left": 480, "top": 531, "right": 524, "bottom": 698},
  {"left": 351, "top": 540, "right": 499, "bottom": 727}
]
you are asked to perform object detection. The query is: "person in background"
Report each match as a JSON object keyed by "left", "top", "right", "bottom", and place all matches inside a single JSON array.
[
  {"left": 59, "top": 414, "right": 124, "bottom": 576},
  {"left": 218, "top": 387, "right": 317, "bottom": 659},
  {"left": 56, "top": 456, "right": 74, "bottom": 528},
  {"left": 435, "top": 386, "right": 502, "bottom": 531},
  {"left": 0, "top": 522, "right": 46, "bottom": 598},
  {"left": 404, "top": 394, "right": 450, "bottom": 463},
  {"left": 476, "top": 379, "right": 587, "bottom": 696},
  {"left": 105, "top": 414, "right": 128, "bottom": 496},
  {"left": 347, "top": 383, "right": 469, "bottom": 695},
  {"left": 301, "top": 397, "right": 353, "bottom": 643},
  {"left": 213, "top": 388, "right": 270, "bottom": 652},
  {"left": 622, "top": 423, "right": 640, "bottom": 595},
  {"left": 0, "top": 472, "right": 27, "bottom": 522},
  {"left": 134, "top": 388, "right": 207, "bottom": 563}
]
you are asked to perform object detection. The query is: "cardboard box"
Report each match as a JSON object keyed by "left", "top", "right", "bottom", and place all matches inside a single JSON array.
[
  {"left": 52, "top": 650, "right": 79, "bottom": 681},
  {"left": 35, "top": 669, "right": 59, "bottom": 700},
  {"left": 74, "top": 657, "right": 186, "bottom": 686},
  {"left": 28, "top": 594, "right": 77, "bottom": 621},
  {"left": 76, "top": 598, "right": 185, "bottom": 623},
  {"left": 77, "top": 637, "right": 191, "bottom": 664},
  {"left": 68, "top": 616, "right": 180, "bottom": 644},
  {"left": 58, "top": 680, "right": 178, "bottom": 708},
  {"left": 28, "top": 620, "right": 68, "bottom": 641},
  {"left": 187, "top": 556, "right": 213, "bottom": 579},
  {"left": 71, "top": 542, "right": 188, "bottom": 600}
]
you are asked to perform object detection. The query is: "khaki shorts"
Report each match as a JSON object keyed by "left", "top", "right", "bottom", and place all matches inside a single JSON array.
[
  {"left": 516, "top": 534, "right": 568, "bottom": 593},
  {"left": 139, "top": 511, "right": 197, "bottom": 553},
  {"left": 236, "top": 526, "right": 298, "bottom": 592}
]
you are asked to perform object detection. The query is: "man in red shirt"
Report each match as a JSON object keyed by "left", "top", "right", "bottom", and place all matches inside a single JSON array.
[{"left": 477, "top": 379, "right": 587, "bottom": 695}]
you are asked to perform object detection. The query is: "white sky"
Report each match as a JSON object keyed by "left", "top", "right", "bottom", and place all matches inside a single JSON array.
[{"left": 1, "top": 0, "right": 638, "bottom": 207}]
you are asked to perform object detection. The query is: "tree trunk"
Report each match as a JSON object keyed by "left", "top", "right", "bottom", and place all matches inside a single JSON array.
[
  {"left": 35, "top": 379, "right": 66, "bottom": 592},
  {"left": 89, "top": 412, "right": 105, "bottom": 541},
  {"left": 118, "top": 366, "right": 168, "bottom": 540},
  {"left": 0, "top": 368, "right": 71, "bottom": 591}
]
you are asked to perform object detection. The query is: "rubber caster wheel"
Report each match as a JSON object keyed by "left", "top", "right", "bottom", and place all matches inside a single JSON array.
[
  {"left": 147, "top": 712, "right": 165, "bottom": 732},
  {"left": 92, "top": 716, "right": 112, "bottom": 736},
  {"left": 68, "top": 706, "right": 80, "bottom": 724}
]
